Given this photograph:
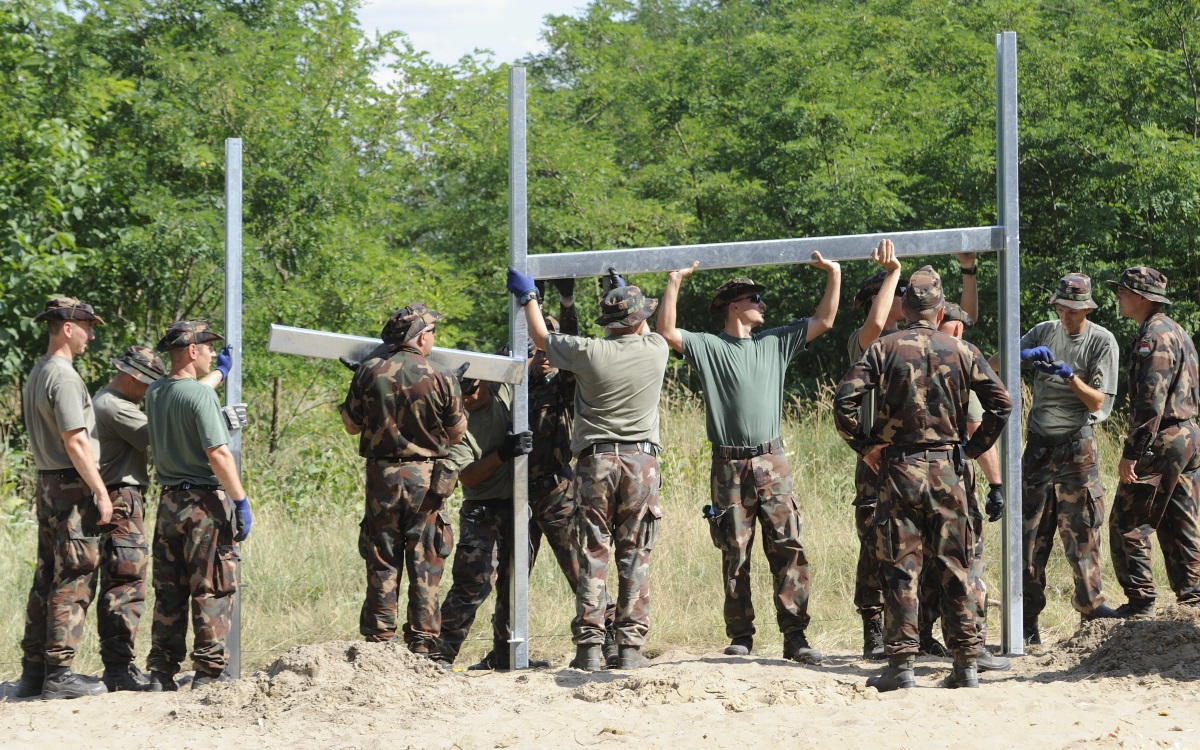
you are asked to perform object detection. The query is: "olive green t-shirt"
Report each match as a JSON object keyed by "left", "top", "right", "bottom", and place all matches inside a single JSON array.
[
  {"left": 447, "top": 383, "right": 514, "bottom": 502},
  {"left": 94, "top": 386, "right": 151, "bottom": 487},
  {"left": 544, "top": 331, "right": 669, "bottom": 455},
  {"left": 145, "top": 376, "right": 229, "bottom": 486},
  {"left": 1020, "top": 319, "right": 1119, "bottom": 437},
  {"left": 680, "top": 319, "right": 809, "bottom": 447},
  {"left": 22, "top": 355, "right": 99, "bottom": 471}
]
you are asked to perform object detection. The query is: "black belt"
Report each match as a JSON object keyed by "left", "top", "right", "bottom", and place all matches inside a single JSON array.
[
  {"left": 881, "top": 445, "right": 955, "bottom": 461},
  {"left": 37, "top": 467, "right": 79, "bottom": 478},
  {"left": 1028, "top": 424, "right": 1093, "bottom": 448},
  {"left": 530, "top": 470, "right": 570, "bottom": 493},
  {"left": 106, "top": 483, "right": 144, "bottom": 492},
  {"left": 578, "top": 441, "right": 659, "bottom": 459},
  {"left": 713, "top": 437, "right": 783, "bottom": 460},
  {"left": 161, "top": 483, "right": 221, "bottom": 493}
]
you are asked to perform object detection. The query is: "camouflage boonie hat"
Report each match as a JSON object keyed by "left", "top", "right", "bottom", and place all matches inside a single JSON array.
[
  {"left": 381, "top": 303, "right": 443, "bottom": 344},
  {"left": 155, "top": 320, "right": 224, "bottom": 352},
  {"left": 853, "top": 270, "right": 907, "bottom": 310},
  {"left": 1049, "top": 273, "right": 1098, "bottom": 311},
  {"left": 543, "top": 315, "right": 560, "bottom": 335},
  {"left": 903, "top": 266, "right": 944, "bottom": 311},
  {"left": 1107, "top": 266, "right": 1171, "bottom": 305},
  {"left": 596, "top": 286, "right": 659, "bottom": 328},
  {"left": 112, "top": 345, "right": 166, "bottom": 385},
  {"left": 942, "top": 301, "right": 974, "bottom": 328},
  {"left": 709, "top": 277, "right": 766, "bottom": 315},
  {"left": 33, "top": 297, "right": 104, "bottom": 324}
]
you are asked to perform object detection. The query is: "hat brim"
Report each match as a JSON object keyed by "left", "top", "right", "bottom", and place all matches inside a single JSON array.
[
  {"left": 112, "top": 359, "right": 161, "bottom": 385},
  {"left": 596, "top": 297, "right": 659, "bottom": 328},
  {"left": 709, "top": 284, "right": 767, "bottom": 315},
  {"left": 1049, "top": 294, "right": 1097, "bottom": 311},
  {"left": 1105, "top": 280, "right": 1171, "bottom": 305},
  {"left": 33, "top": 310, "right": 105, "bottom": 325},
  {"left": 156, "top": 330, "right": 225, "bottom": 351}
]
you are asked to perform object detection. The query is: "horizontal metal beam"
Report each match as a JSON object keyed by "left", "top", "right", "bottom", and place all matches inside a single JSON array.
[
  {"left": 526, "top": 226, "right": 1003, "bottom": 278},
  {"left": 266, "top": 324, "right": 525, "bottom": 384}
]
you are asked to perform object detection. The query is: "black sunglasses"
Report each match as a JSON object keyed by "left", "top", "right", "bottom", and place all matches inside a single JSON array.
[{"left": 734, "top": 293, "right": 764, "bottom": 305}]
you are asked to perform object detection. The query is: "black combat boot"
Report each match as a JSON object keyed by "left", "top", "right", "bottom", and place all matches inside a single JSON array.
[
  {"left": 1083, "top": 604, "right": 1122, "bottom": 621},
  {"left": 569, "top": 644, "right": 603, "bottom": 672},
  {"left": 1115, "top": 598, "right": 1155, "bottom": 620},
  {"left": 145, "top": 671, "right": 176, "bottom": 692},
  {"left": 603, "top": 623, "right": 619, "bottom": 668},
  {"left": 918, "top": 624, "right": 951, "bottom": 657},
  {"left": 617, "top": 645, "right": 651, "bottom": 670},
  {"left": 1023, "top": 618, "right": 1041, "bottom": 645},
  {"left": 191, "top": 671, "right": 233, "bottom": 689},
  {"left": 102, "top": 664, "right": 152, "bottom": 692},
  {"left": 14, "top": 659, "right": 45, "bottom": 699},
  {"left": 724, "top": 636, "right": 753, "bottom": 656},
  {"left": 862, "top": 615, "right": 885, "bottom": 661},
  {"left": 41, "top": 666, "right": 107, "bottom": 699},
  {"left": 866, "top": 656, "right": 915, "bottom": 692},
  {"left": 782, "top": 631, "right": 823, "bottom": 665},
  {"left": 941, "top": 660, "right": 979, "bottom": 689}
]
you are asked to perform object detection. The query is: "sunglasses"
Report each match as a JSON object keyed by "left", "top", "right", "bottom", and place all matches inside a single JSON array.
[{"left": 734, "top": 293, "right": 764, "bottom": 305}]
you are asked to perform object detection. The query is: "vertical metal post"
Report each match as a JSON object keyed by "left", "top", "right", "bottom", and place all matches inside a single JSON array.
[
  {"left": 224, "top": 137, "right": 244, "bottom": 677},
  {"left": 995, "top": 33, "right": 1023, "bottom": 656},
  {"left": 508, "top": 67, "right": 531, "bottom": 670}
]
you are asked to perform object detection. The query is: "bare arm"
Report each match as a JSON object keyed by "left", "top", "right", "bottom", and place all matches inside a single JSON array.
[
  {"left": 61, "top": 428, "right": 111, "bottom": 523},
  {"left": 805, "top": 251, "right": 841, "bottom": 343},
  {"left": 658, "top": 261, "right": 699, "bottom": 354},
  {"left": 968, "top": 421, "right": 1002, "bottom": 485},
  {"left": 199, "top": 371, "right": 224, "bottom": 388},
  {"left": 956, "top": 252, "right": 978, "bottom": 321},
  {"left": 523, "top": 299, "right": 550, "bottom": 352},
  {"left": 1067, "top": 377, "right": 1107, "bottom": 414},
  {"left": 340, "top": 407, "right": 362, "bottom": 435},
  {"left": 206, "top": 443, "right": 247, "bottom": 499},
  {"left": 458, "top": 451, "right": 505, "bottom": 488},
  {"left": 857, "top": 240, "right": 902, "bottom": 350}
]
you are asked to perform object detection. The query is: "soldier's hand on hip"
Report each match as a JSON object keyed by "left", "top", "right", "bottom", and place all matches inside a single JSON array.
[
  {"left": 233, "top": 497, "right": 252, "bottom": 542},
  {"left": 985, "top": 486, "right": 1004, "bottom": 522},
  {"left": 1118, "top": 458, "right": 1139, "bottom": 485},
  {"left": 863, "top": 444, "right": 884, "bottom": 473},
  {"left": 95, "top": 493, "right": 113, "bottom": 525},
  {"left": 500, "top": 430, "right": 534, "bottom": 460}
]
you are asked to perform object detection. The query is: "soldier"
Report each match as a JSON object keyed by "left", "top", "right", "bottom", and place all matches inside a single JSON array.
[
  {"left": 1012, "top": 273, "right": 1121, "bottom": 642},
  {"left": 834, "top": 267, "right": 1012, "bottom": 691},
  {"left": 507, "top": 268, "right": 669, "bottom": 671},
  {"left": 656, "top": 251, "right": 841, "bottom": 664},
  {"left": 16, "top": 298, "right": 112, "bottom": 700},
  {"left": 340, "top": 304, "right": 466, "bottom": 655},
  {"left": 143, "top": 320, "right": 250, "bottom": 690},
  {"left": 1107, "top": 268, "right": 1200, "bottom": 617}
]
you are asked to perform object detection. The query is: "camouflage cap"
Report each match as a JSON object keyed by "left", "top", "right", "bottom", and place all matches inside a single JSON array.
[
  {"left": 709, "top": 277, "right": 766, "bottom": 315},
  {"left": 942, "top": 301, "right": 975, "bottom": 328},
  {"left": 155, "top": 320, "right": 224, "bottom": 352},
  {"left": 903, "top": 266, "right": 944, "bottom": 312},
  {"left": 381, "top": 303, "right": 443, "bottom": 344},
  {"left": 543, "top": 314, "right": 560, "bottom": 335},
  {"left": 853, "top": 270, "right": 907, "bottom": 310},
  {"left": 1106, "top": 266, "right": 1171, "bottom": 305},
  {"left": 1049, "top": 273, "right": 1098, "bottom": 310},
  {"left": 596, "top": 286, "right": 659, "bottom": 329},
  {"left": 33, "top": 297, "right": 104, "bottom": 325},
  {"left": 112, "top": 345, "right": 166, "bottom": 385}
]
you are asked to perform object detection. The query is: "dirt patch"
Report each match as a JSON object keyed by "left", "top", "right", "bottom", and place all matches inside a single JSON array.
[{"left": 1060, "top": 606, "right": 1200, "bottom": 678}]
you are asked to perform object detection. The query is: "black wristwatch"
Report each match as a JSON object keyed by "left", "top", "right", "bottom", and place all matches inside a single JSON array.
[
  {"left": 960, "top": 265, "right": 978, "bottom": 276},
  {"left": 518, "top": 289, "right": 540, "bottom": 306}
]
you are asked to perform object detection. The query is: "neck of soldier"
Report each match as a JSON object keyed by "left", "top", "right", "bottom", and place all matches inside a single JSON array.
[
  {"left": 108, "top": 373, "right": 144, "bottom": 402},
  {"left": 168, "top": 353, "right": 201, "bottom": 380},
  {"left": 723, "top": 313, "right": 757, "bottom": 339},
  {"left": 45, "top": 333, "right": 75, "bottom": 361}
]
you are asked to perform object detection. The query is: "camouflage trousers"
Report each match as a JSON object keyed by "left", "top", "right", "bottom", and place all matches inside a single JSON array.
[
  {"left": 146, "top": 488, "right": 239, "bottom": 678},
  {"left": 1022, "top": 431, "right": 1107, "bottom": 619},
  {"left": 438, "top": 500, "right": 516, "bottom": 663},
  {"left": 918, "top": 484, "right": 988, "bottom": 641},
  {"left": 358, "top": 459, "right": 453, "bottom": 653},
  {"left": 852, "top": 459, "right": 884, "bottom": 619},
  {"left": 1109, "top": 420, "right": 1200, "bottom": 605},
  {"left": 21, "top": 472, "right": 101, "bottom": 668},
  {"left": 98, "top": 487, "right": 149, "bottom": 668},
  {"left": 572, "top": 449, "right": 662, "bottom": 647},
  {"left": 877, "top": 453, "right": 980, "bottom": 660},
  {"left": 706, "top": 448, "right": 810, "bottom": 638}
]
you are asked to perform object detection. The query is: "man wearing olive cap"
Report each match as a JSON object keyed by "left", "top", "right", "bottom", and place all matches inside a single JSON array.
[
  {"left": 17, "top": 297, "right": 112, "bottom": 699},
  {"left": 340, "top": 303, "right": 467, "bottom": 656},
  {"left": 657, "top": 251, "right": 841, "bottom": 665},
  {"left": 1107, "top": 267, "right": 1200, "bottom": 618}
]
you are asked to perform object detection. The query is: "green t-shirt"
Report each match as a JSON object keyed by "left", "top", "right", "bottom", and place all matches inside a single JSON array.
[
  {"left": 145, "top": 376, "right": 230, "bottom": 486},
  {"left": 94, "top": 386, "right": 151, "bottom": 487},
  {"left": 1021, "top": 319, "right": 1119, "bottom": 437},
  {"left": 544, "top": 331, "right": 669, "bottom": 455},
  {"left": 22, "top": 355, "right": 99, "bottom": 471},
  {"left": 680, "top": 319, "right": 809, "bottom": 447},
  {"left": 447, "top": 383, "right": 514, "bottom": 502}
]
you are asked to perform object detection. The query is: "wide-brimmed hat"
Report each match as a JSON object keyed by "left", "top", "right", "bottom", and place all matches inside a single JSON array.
[
  {"left": 381, "top": 303, "right": 443, "bottom": 343},
  {"left": 1049, "top": 273, "right": 1098, "bottom": 311},
  {"left": 155, "top": 320, "right": 224, "bottom": 352},
  {"left": 596, "top": 286, "right": 658, "bottom": 329},
  {"left": 709, "top": 277, "right": 766, "bottom": 315},
  {"left": 1106, "top": 267, "right": 1171, "bottom": 305},
  {"left": 33, "top": 297, "right": 104, "bottom": 325},
  {"left": 903, "top": 266, "right": 944, "bottom": 312},
  {"left": 942, "top": 301, "right": 974, "bottom": 328},
  {"left": 112, "top": 345, "right": 166, "bottom": 385},
  {"left": 853, "top": 270, "right": 908, "bottom": 310}
]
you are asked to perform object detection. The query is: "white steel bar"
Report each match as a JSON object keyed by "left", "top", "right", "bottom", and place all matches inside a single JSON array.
[
  {"left": 526, "top": 226, "right": 1002, "bottom": 279},
  {"left": 996, "top": 31, "right": 1024, "bottom": 656},
  {"left": 224, "top": 138, "right": 243, "bottom": 679},
  {"left": 508, "top": 67, "right": 531, "bottom": 671}
]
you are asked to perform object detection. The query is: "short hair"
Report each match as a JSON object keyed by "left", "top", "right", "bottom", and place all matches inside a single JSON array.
[
  {"left": 905, "top": 306, "right": 941, "bottom": 325},
  {"left": 47, "top": 320, "right": 67, "bottom": 336}
]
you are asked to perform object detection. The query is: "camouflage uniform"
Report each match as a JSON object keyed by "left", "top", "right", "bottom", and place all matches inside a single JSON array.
[
  {"left": 438, "top": 499, "right": 514, "bottom": 662},
  {"left": 834, "top": 267, "right": 1012, "bottom": 661},
  {"left": 1106, "top": 269, "right": 1200, "bottom": 607},
  {"left": 341, "top": 304, "right": 465, "bottom": 652}
]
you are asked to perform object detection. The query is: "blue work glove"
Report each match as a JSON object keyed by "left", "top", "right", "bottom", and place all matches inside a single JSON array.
[
  {"left": 506, "top": 267, "right": 538, "bottom": 305},
  {"left": 1047, "top": 361, "right": 1074, "bottom": 380},
  {"left": 1020, "top": 346, "right": 1053, "bottom": 363},
  {"left": 985, "top": 485, "right": 1004, "bottom": 522},
  {"left": 215, "top": 345, "right": 234, "bottom": 380},
  {"left": 233, "top": 498, "right": 252, "bottom": 542}
]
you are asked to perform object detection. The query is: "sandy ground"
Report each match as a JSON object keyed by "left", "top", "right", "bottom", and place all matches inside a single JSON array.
[{"left": 2, "top": 608, "right": 1199, "bottom": 750}]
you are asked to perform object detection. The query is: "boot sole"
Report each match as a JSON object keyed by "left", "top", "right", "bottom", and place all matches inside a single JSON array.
[
  {"left": 866, "top": 677, "right": 915, "bottom": 692},
  {"left": 724, "top": 646, "right": 750, "bottom": 656}
]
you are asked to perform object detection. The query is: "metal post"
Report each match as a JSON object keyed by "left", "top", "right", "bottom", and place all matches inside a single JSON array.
[
  {"left": 508, "top": 67, "right": 531, "bottom": 670},
  {"left": 224, "top": 138, "right": 244, "bottom": 677},
  {"left": 996, "top": 32, "right": 1024, "bottom": 656}
]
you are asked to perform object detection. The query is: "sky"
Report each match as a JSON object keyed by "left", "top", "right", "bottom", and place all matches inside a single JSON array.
[{"left": 357, "top": 0, "right": 587, "bottom": 66}]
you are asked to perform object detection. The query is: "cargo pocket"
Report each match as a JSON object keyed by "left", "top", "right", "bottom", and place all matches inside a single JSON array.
[
  {"left": 434, "top": 509, "right": 454, "bottom": 558},
  {"left": 706, "top": 504, "right": 729, "bottom": 551},
  {"left": 357, "top": 518, "right": 372, "bottom": 561},
  {"left": 639, "top": 505, "right": 663, "bottom": 551},
  {"left": 107, "top": 534, "right": 148, "bottom": 583},
  {"left": 1082, "top": 486, "right": 1105, "bottom": 530},
  {"left": 56, "top": 528, "right": 101, "bottom": 577},
  {"left": 212, "top": 545, "right": 240, "bottom": 597}
]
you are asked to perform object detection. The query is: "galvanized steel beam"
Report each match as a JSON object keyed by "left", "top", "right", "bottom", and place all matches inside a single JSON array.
[{"left": 224, "top": 138, "right": 244, "bottom": 680}]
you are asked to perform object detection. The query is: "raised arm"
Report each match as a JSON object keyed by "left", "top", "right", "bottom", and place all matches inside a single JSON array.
[
  {"left": 805, "top": 251, "right": 842, "bottom": 343},
  {"left": 857, "top": 240, "right": 902, "bottom": 350},
  {"left": 657, "top": 261, "right": 700, "bottom": 354},
  {"left": 956, "top": 252, "right": 978, "bottom": 321}
]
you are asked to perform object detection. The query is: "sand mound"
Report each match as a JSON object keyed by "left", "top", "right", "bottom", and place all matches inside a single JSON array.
[{"left": 1061, "top": 606, "right": 1200, "bottom": 678}]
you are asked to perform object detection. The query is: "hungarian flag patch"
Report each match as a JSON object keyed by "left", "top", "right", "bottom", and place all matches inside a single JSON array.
[{"left": 1137, "top": 340, "right": 1153, "bottom": 358}]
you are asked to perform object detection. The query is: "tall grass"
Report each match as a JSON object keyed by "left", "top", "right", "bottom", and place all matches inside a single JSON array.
[{"left": 0, "top": 385, "right": 1170, "bottom": 676}]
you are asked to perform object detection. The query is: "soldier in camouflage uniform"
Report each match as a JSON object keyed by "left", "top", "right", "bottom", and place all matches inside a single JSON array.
[
  {"left": 1107, "top": 268, "right": 1200, "bottom": 617},
  {"left": 341, "top": 304, "right": 466, "bottom": 654},
  {"left": 834, "top": 267, "right": 1012, "bottom": 691},
  {"left": 508, "top": 268, "right": 669, "bottom": 670},
  {"left": 144, "top": 320, "right": 251, "bottom": 691},
  {"left": 1012, "top": 274, "right": 1121, "bottom": 643},
  {"left": 657, "top": 251, "right": 841, "bottom": 664},
  {"left": 17, "top": 298, "right": 112, "bottom": 700}
]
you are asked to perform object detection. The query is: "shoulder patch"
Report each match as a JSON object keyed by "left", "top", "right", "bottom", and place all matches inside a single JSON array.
[
  {"left": 1091, "top": 373, "right": 1104, "bottom": 388},
  {"left": 1137, "top": 340, "right": 1153, "bottom": 358}
]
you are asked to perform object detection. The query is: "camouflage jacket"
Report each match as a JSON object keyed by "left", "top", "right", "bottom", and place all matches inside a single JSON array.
[
  {"left": 341, "top": 344, "right": 465, "bottom": 460},
  {"left": 1122, "top": 311, "right": 1199, "bottom": 460},
  {"left": 529, "top": 303, "right": 577, "bottom": 484},
  {"left": 833, "top": 320, "right": 1013, "bottom": 458}
]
